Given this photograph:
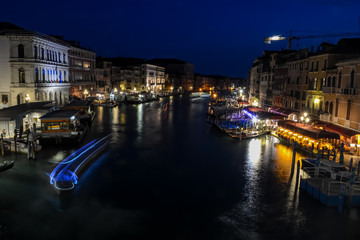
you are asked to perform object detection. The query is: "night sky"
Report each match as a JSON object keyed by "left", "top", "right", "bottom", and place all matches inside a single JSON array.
[{"left": 2, "top": 0, "right": 360, "bottom": 77}]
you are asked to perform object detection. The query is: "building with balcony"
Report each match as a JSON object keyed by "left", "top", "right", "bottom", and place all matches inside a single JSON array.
[
  {"left": 95, "top": 59, "right": 112, "bottom": 96},
  {"left": 141, "top": 64, "right": 165, "bottom": 94},
  {"left": 68, "top": 42, "right": 96, "bottom": 99},
  {"left": 0, "top": 22, "right": 70, "bottom": 107}
]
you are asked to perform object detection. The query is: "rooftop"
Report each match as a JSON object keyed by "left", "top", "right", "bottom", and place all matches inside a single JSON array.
[
  {"left": 40, "top": 110, "right": 79, "bottom": 120},
  {"left": 0, "top": 102, "right": 53, "bottom": 121}
]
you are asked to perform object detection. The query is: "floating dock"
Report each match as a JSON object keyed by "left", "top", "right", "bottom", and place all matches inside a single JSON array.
[{"left": 300, "top": 167, "right": 360, "bottom": 207}]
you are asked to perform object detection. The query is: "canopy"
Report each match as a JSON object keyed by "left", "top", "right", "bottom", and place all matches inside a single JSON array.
[{"left": 278, "top": 121, "right": 340, "bottom": 139}]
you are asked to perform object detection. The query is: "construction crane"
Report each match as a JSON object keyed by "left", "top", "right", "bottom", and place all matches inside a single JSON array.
[{"left": 264, "top": 31, "right": 360, "bottom": 50}]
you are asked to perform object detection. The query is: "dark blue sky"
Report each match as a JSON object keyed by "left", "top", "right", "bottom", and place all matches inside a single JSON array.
[{"left": 2, "top": 0, "right": 360, "bottom": 77}]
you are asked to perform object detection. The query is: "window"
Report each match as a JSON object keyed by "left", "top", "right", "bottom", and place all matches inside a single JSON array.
[
  {"left": 338, "top": 71, "right": 342, "bottom": 88},
  {"left": 332, "top": 76, "right": 336, "bottom": 87},
  {"left": 19, "top": 68, "right": 25, "bottom": 83},
  {"left": 315, "top": 61, "right": 319, "bottom": 71},
  {"left": 323, "top": 59, "right": 327, "bottom": 70},
  {"left": 59, "top": 52, "right": 61, "bottom": 62},
  {"left": 327, "top": 76, "right": 331, "bottom": 87},
  {"left": 350, "top": 70, "right": 355, "bottom": 88},
  {"left": 42, "top": 69, "right": 45, "bottom": 81},
  {"left": 34, "top": 46, "right": 38, "bottom": 59},
  {"left": 2, "top": 95, "right": 8, "bottom": 104},
  {"left": 63, "top": 53, "right": 66, "bottom": 63},
  {"left": 35, "top": 68, "right": 39, "bottom": 82},
  {"left": 41, "top": 48, "right": 44, "bottom": 60},
  {"left": 18, "top": 44, "right": 24, "bottom": 58}
]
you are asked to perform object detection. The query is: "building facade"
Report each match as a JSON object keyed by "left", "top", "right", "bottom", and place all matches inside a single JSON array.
[
  {"left": 0, "top": 23, "right": 70, "bottom": 107},
  {"left": 68, "top": 43, "right": 96, "bottom": 99}
]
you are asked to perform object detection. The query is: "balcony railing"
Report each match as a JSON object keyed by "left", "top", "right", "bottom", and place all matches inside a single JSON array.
[
  {"left": 341, "top": 88, "right": 357, "bottom": 95},
  {"left": 35, "top": 82, "right": 70, "bottom": 87}
]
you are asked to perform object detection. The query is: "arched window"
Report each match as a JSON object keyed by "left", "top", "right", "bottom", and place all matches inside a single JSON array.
[
  {"left": 35, "top": 68, "right": 39, "bottom": 82},
  {"left": 42, "top": 69, "right": 45, "bottom": 82},
  {"left": 350, "top": 70, "right": 355, "bottom": 88},
  {"left": 64, "top": 71, "right": 66, "bottom": 82},
  {"left": 327, "top": 76, "right": 331, "bottom": 87},
  {"left": 41, "top": 48, "right": 44, "bottom": 60},
  {"left": 59, "top": 52, "right": 61, "bottom": 62},
  {"left": 18, "top": 44, "right": 24, "bottom": 58},
  {"left": 34, "top": 46, "right": 38, "bottom": 59},
  {"left": 329, "top": 102, "right": 333, "bottom": 114},
  {"left": 63, "top": 53, "right": 66, "bottom": 63},
  {"left": 59, "top": 72, "right": 62, "bottom": 83},
  {"left": 332, "top": 76, "right": 336, "bottom": 87},
  {"left": 47, "top": 69, "right": 49, "bottom": 81},
  {"left": 19, "top": 68, "right": 25, "bottom": 83},
  {"left": 338, "top": 71, "right": 342, "bottom": 88},
  {"left": 325, "top": 101, "right": 329, "bottom": 113}
]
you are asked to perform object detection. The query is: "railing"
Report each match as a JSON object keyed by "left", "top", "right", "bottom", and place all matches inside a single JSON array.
[
  {"left": 301, "top": 167, "right": 360, "bottom": 195},
  {"left": 341, "top": 88, "right": 357, "bottom": 95}
]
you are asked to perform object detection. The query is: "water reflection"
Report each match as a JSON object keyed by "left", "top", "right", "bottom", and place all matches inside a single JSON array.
[{"left": 247, "top": 138, "right": 262, "bottom": 168}]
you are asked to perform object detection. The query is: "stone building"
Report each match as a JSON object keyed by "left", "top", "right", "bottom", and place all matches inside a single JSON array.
[
  {"left": 67, "top": 42, "right": 96, "bottom": 99},
  {"left": 95, "top": 59, "right": 112, "bottom": 96},
  {"left": 147, "top": 59, "right": 194, "bottom": 92},
  {"left": 0, "top": 22, "right": 70, "bottom": 107},
  {"left": 141, "top": 64, "right": 165, "bottom": 94}
]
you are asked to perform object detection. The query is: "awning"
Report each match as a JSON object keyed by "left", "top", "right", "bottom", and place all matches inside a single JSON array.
[
  {"left": 278, "top": 121, "right": 340, "bottom": 139},
  {"left": 314, "top": 120, "right": 360, "bottom": 138}
]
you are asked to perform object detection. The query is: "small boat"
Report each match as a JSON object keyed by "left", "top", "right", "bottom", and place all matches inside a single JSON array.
[
  {"left": 0, "top": 160, "right": 14, "bottom": 172},
  {"left": 200, "top": 92, "right": 210, "bottom": 98}
]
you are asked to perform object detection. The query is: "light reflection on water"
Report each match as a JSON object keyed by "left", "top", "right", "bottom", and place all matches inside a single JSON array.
[{"left": 1, "top": 97, "right": 360, "bottom": 240}]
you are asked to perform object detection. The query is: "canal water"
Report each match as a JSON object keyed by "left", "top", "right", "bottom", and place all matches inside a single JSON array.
[{"left": 1, "top": 96, "right": 360, "bottom": 240}]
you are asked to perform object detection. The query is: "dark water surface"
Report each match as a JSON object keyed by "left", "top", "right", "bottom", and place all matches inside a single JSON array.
[{"left": 1, "top": 96, "right": 360, "bottom": 240}]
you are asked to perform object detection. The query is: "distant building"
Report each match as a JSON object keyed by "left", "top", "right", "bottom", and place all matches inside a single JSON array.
[
  {"left": 95, "top": 59, "right": 112, "bottom": 96},
  {"left": 67, "top": 41, "right": 96, "bottom": 99},
  {"left": 0, "top": 22, "right": 70, "bottom": 107},
  {"left": 147, "top": 59, "right": 194, "bottom": 92},
  {"left": 141, "top": 64, "right": 165, "bottom": 94}
]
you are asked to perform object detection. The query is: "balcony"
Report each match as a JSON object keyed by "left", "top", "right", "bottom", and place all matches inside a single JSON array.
[
  {"left": 341, "top": 88, "right": 357, "bottom": 95},
  {"left": 11, "top": 82, "right": 32, "bottom": 88},
  {"left": 35, "top": 82, "right": 70, "bottom": 88}
]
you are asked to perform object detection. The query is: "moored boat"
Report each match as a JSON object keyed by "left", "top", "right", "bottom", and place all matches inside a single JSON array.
[{"left": 0, "top": 160, "right": 14, "bottom": 172}]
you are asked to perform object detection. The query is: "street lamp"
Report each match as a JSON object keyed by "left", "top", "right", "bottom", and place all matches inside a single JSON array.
[
  {"left": 25, "top": 94, "right": 30, "bottom": 103},
  {"left": 300, "top": 112, "right": 310, "bottom": 126},
  {"left": 84, "top": 89, "right": 88, "bottom": 99}
]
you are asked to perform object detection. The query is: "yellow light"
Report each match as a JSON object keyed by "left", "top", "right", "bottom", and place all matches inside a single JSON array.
[
  {"left": 213, "top": 93, "right": 217, "bottom": 98},
  {"left": 199, "top": 88, "right": 202, "bottom": 92},
  {"left": 314, "top": 98, "right": 320, "bottom": 104}
]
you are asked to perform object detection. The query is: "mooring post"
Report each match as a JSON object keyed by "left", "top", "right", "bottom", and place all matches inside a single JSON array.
[
  {"left": 338, "top": 183, "right": 345, "bottom": 215},
  {"left": 0, "top": 133, "right": 4, "bottom": 157}
]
